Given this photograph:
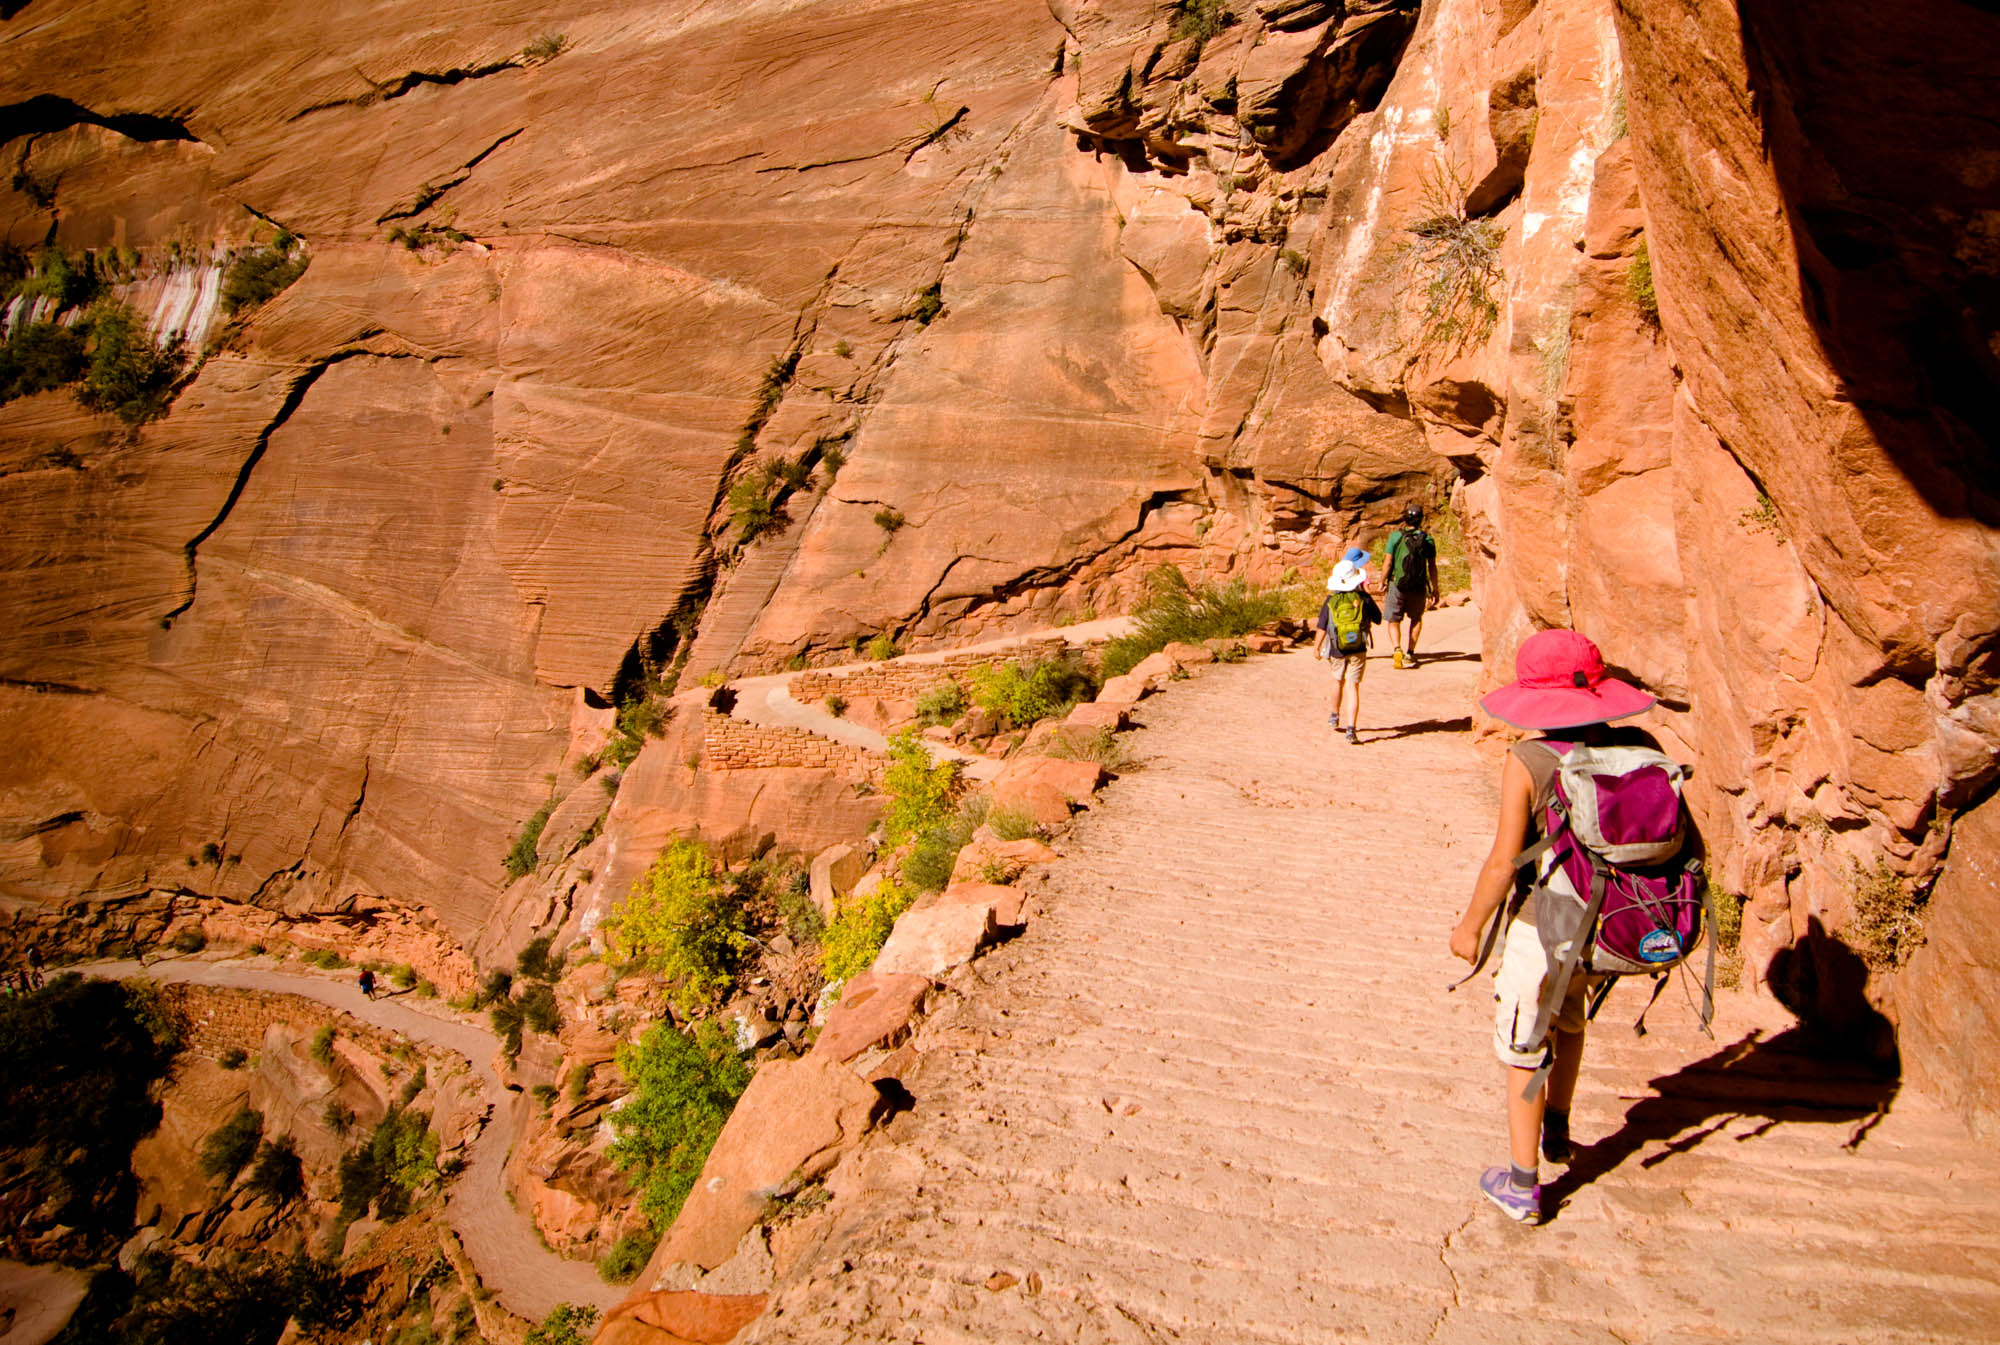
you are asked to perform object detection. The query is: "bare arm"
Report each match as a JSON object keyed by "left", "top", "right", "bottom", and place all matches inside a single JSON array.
[{"left": 1450, "top": 751, "right": 1536, "bottom": 961}]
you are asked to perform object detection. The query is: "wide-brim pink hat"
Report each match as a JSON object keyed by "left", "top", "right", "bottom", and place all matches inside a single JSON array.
[{"left": 1480, "top": 629, "right": 1655, "bottom": 730}]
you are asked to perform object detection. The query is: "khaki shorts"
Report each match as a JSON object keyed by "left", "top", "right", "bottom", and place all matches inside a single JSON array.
[
  {"left": 1327, "top": 650, "right": 1367, "bottom": 689},
  {"left": 1492, "top": 917, "right": 1604, "bottom": 1069}
]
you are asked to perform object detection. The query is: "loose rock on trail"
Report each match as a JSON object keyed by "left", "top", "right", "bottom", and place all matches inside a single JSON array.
[{"left": 747, "top": 606, "right": 2000, "bottom": 1344}]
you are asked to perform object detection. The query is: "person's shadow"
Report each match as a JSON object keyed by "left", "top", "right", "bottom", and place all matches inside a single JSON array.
[{"left": 1546, "top": 919, "right": 1899, "bottom": 1218}]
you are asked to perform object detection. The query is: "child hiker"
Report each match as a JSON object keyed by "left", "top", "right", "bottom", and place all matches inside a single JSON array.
[
  {"left": 1449, "top": 629, "right": 1682, "bottom": 1224},
  {"left": 1313, "top": 550, "right": 1380, "bottom": 745}
]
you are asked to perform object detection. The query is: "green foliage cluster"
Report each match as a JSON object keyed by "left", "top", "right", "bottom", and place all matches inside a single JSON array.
[
  {"left": 609, "top": 1020, "right": 751, "bottom": 1227},
  {"left": 607, "top": 837, "right": 750, "bottom": 1014},
  {"left": 821, "top": 878, "right": 917, "bottom": 982},
  {"left": 218, "top": 1046, "right": 249, "bottom": 1069},
  {"left": 303, "top": 948, "right": 349, "bottom": 970},
  {"left": 245, "top": 1139, "right": 304, "bottom": 1205},
  {"left": 909, "top": 282, "right": 943, "bottom": 325},
  {"left": 776, "top": 868, "right": 825, "bottom": 945},
  {"left": 200, "top": 1106, "right": 265, "bottom": 1182},
  {"left": 75, "top": 300, "right": 188, "bottom": 424},
  {"left": 1849, "top": 860, "right": 1929, "bottom": 973},
  {"left": 902, "top": 793, "right": 990, "bottom": 892},
  {"left": 881, "top": 729, "right": 961, "bottom": 846},
  {"left": 336, "top": 1106, "right": 438, "bottom": 1220},
  {"left": 872, "top": 506, "right": 906, "bottom": 535},
  {"left": 1278, "top": 247, "right": 1308, "bottom": 276},
  {"left": 309, "top": 1024, "right": 336, "bottom": 1064},
  {"left": 220, "top": 238, "right": 307, "bottom": 316},
  {"left": 1707, "top": 879, "right": 1745, "bottom": 989},
  {"left": 8, "top": 246, "right": 102, "bottom": 309},
  {"left": 1038, "top": 726, "right": 1128, "bottom": 772},
  {"left": 968, "top": 654, "right": 1097, "bottom": 729},
  {"left": 1628, "top": 238, "right": 1660, "bottom": 327},
  {"left": 1169, "top": 0, "right": 1232, "bottom": 43},
  {"left": 596, "top": 1224, "right": 661, "bottom": 1283},
  {"left": 1400, "top": 156, "right": 1505, "bottom": 356},
  {"left": 52, "top": 1252, "right": 357, "bottom": 1345},
  {"left": 504, "top": 799, "right": 555, "bottom": 880},
  {"left": 170, "top": 925, "right": 207, "bottom": 953},
  {"left": 915, "top": 680, "right": 967, "bottom": 727},
  {"left": 0, "top": 974, "right": 178, "bottom": 1242},
  {"left": 0, "top": 321, "right": 87, "bottom": 406},
  {"left": 489, "top": 981, "right": 561, "bottom": 1056},
  {"left": 516, "top": 934, "right": 565, "bottom": 983},
  {"left": 523, "top": 32, "right": 569, "bottom": 64},
  {"left": 1100, "top": 567, "right": 1288, "bottom": 678},
  {"left": 865, "top": 633, "right": 901, "bottom": 660}
]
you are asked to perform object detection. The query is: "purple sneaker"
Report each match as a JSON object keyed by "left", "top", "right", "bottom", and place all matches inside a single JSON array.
[{"left": 1479, "top": 1166, "right": 1541, "bottom": 1224}]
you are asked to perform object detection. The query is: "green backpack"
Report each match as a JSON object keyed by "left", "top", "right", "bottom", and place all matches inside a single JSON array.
[
  {"left": 1389, "top": 528, "right": 1433, "bottom": 588},
  {"left": 1326, "top": 591, "right": 1367, "bottom": 654}
]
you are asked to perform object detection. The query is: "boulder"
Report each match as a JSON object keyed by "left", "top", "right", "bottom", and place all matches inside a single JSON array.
[
  {"left": 1161, "top": 641, "right": 1216, "bottom": 667},
  {"left": 808, "top": 843, "right": 870, "bottom": 921},
  {"left": 950, "top": 832, "right": 1060, "bottom": 886},
  {"left": 1127, "top": 652, "right": 1176, "bottom": 687},
  {"left": 1094, "top": 674, "right": 1150, "bottom": 705},
  {"left": 596, "top": 1290, "right": 768, "bottom": 1345},
  {"left": 1243, "top": 634, "right": 1288, "bottom": 653},
  {"left": 656, "top": 1056, "right": 883, "bottom": 1271},
  {"left": 871, "top": 903, "right": 996, "bottom": 979},
  {"left": 811, "top": 971, "right": 931, "bottom": 1064},
  {"left": 1064, "top": 702, "right": 1129, "bottom": 731},
  {"left": 992, "top": 756, "right": 1107, "bottom": 828},
  {"left": 939, "top": 881, "right": 1028, "bottom": 928}
]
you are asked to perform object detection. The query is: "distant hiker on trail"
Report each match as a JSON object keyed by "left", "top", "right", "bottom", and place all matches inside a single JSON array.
[
  {"left": 358, "top": 967, "right": 376, "bottom": 999},
  {"left": 25, "top": 944, "right": 44, "bottom": 989},
  {"left": 1380, "top": 504, "right": 1439, "bottom": 669},
  {"left": 1449, "top": 630, "right": 1707, "bottom": 1226},
  {"left": 1313, "top": 553, "right": 1380, "bottom": 745}
]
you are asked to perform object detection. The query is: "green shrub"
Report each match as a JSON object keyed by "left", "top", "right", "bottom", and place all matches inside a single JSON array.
[
  {"left": 909, "top": 282, "right": 942, "bottom": 325},
  {"left": 915, "top": 680, "right": 966, "bottom": 727},
  {"left": 0, "top": 321, "right": 88, "bottom": 406},
  {"left": 245, "top": 1139, "right": 304, "bottom": 1205},
  {"left": 504, "top": 800, "right": 555, "bottom": 880},
  {"left": 872, "top": 506, "right": 905, "bottom": 535},
  {"left": 337, "top": 1106, "right": 437, "bottom": 1220},
  {"left": 531, "top": 1083, "right": 559, "bottom": 1111},
  {"left": 74, "top": 301, "right": 187, "bottom": 424},
  {"left": 727, "top": 465, "right": 779, "bottom": 543},
  {"left": 518, "top": 981, "right": 561, "bottom": 1034},
  {"left": 389, "top": 963, "right": 417, "bottom": 989},
  {"left": 1279, "top": 247, "right": 1308, "bottom": 275},
  {"left": 607, "top": 837, "right": 749, "bottom": 1014},
  {"left": 566, "top": 1064, "right": 592, "bottom": 1103},
  {"left": 220, "top": 242, "right": 307, "bottom": 316},
  {"left": 1100, "top": 571, "right": 1288, "bottom": 678},
  {"left": 1431, "top": 499, "right": 1472, "bottom": 595},
  {"left": 1402, "top": 159, "right": 1505, "bottom": 355},
  {"left": 15, "top": 246, "right": 100, "bottom": 309},
  {"left": 1708, "top": 879, "right": 1745, "bottom": 989},
  {"left": 523, "top": 32, "right": 568, "bottom": 63},
  {"left": 881, "top": 729, "right": 960, "bottom": 846},
  {"left": 218, "top": 1046, "right": 249, "bottom": 1069},
  {"left": 986, "top": 803, "right": 1042, "bottom": 841},
  {"left": 171, "top": 926, "right": 207, "bottom": 954},
  {"left": 309, "top": 1025, "right": 335, "bottom": 1064},
  {"left": 865, "top": 633, "right": 900, "bottom": 660},
  {"left": 825, "top": 693, "right": 848, "bottom": 718},
  {"left": 609, "top": 1020, "right": 750, "bottom": 1228},
  {"left": 901, "top": 793, "right": 991, "bottom": 892},
  {"left": 201, "top": 1106, "right": 265, "bottom": 1182},
  {"left": 1169, "top": 0, "right": 1231, "bottom": 43},
  {"left": 968, "top": 654, "right": 1097, "bottom": 728},
  {"left": 596, "top": 1225, "right": 660, "bottom": 1283},
  {"left": 488, "top": 994, "right": 526, "bottom": 1057},
  {"left": 821, "top": 879, "right": 917, "bottom": 981},
  {"left": 516, "top": 935, "right": 564, "bottom": 983},
  {"left": 1040, "top": 726, "right": 1128, "bottom": 772},
  {"left": 52, "top": 1253, "right": 359, "bottom": 1345},
  {"left": 527, "top": 1303, "right": 600, "bottom": 1345},
  {"left": 1849, "top": 860, "right": 1929, "bottom": 972},
  {"left": 1628, "top": 239, "right": 1660, "bottom": 327},
  {"left": 323, "top": 1100, "right": 355, "bottom": 1135}
]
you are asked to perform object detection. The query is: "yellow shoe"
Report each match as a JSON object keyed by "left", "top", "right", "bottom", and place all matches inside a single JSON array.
[{"left": 1392, "top": 648, "right": 1408, "bottom": 669}]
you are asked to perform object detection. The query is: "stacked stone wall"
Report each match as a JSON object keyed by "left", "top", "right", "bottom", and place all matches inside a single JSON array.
[
  {"left": 700, "top": 712, "right": 885, "bottom": 781},
  {"left": 791, "top": 637, "right": 1082, "bottom": 705}
]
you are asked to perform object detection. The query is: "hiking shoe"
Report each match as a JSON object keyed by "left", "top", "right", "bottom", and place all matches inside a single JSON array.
[
  {"left": 1344, "top": 727, "right": 1359, "bottom": 745},
  {"left": 1328, "top": 714, "right": 1341, "bottom": 728},
  {"left": 1479, "top": 1166, "right": 1542, "bottom": 1224},
  {"left": 1392, "top": 649, "right": 1408, "bottom": 669},
  {"left": 1405, "top": 651, "right": 1422, "bottom": 668}
]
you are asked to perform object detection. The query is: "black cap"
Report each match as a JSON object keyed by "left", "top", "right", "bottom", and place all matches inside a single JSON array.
[{"left": 1404, "top": 504, "right": 1424, "bottom": 526}]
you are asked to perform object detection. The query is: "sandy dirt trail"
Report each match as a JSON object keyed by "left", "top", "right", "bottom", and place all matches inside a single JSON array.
[
  {"left": 78, "top": 959, "right": 625, "bottom": 1323},
  {"left": 750, "top": 605, "right": 2000, "bottom": 1344}
]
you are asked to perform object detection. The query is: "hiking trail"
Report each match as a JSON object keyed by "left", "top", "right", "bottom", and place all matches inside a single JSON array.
[
  {"left": 747, "top": 605, "right": 2000, "bottom": 1344},
  {"left": 77, "top": 958, "right": 624, "bottom": 1323}
]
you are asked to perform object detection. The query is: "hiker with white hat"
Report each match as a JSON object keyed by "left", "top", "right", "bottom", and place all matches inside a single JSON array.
[{"left": 1311, "top": 548, "right": 1382, "bottom": 745}]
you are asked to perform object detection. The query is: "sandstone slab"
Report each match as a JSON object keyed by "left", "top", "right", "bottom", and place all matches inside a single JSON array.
[
  {"left": 992, "top": 756, "right": 1107, "bottom": 828},
  {"left": 811, "top": 971, "right": 931, "bottom": 1065},
  {"left": 939, "top": 882, "right": 1028, "bottom": 929},
  {"left": 808, "top": 843, "right": 871, "bottom": 921},
  {"left": 597, "top": 1290, "right": 767, "bottom": 1345},
  {"left": 872, "top": 903, "right": 996, "bottom": 979},
  {"left": 657, "top": 1056, "right": 882, "bottom": 1272},
  {"left": 1064, "top": 702, "right": 1130, "bottom": 731}
]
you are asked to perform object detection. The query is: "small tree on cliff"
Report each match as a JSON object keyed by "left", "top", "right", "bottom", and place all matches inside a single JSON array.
[
  {"left": 607, "top": 838, "right": 750, "bottom": 1014},
  {"left": 608, "top": 1019, "right": 750, "bottom": 1228}
]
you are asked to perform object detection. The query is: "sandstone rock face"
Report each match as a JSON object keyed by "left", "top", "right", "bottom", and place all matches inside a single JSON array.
[
  {"left": 597, "top": 1290, "right": 767, "bottom": 1345},
  {"left": 810, "top": 971, "right": 931, "bottom": 1065},
  {"left": 991, "top": 755, "right": 1107, "bottom": 827},
  {"left": 872, "top": 902, "right": 997, "bottom": 979}
]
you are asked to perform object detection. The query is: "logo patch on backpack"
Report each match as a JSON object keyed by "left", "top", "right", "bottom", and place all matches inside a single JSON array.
[{"left": 1638, "top": 927, "right": 1684, "bottom": 963}]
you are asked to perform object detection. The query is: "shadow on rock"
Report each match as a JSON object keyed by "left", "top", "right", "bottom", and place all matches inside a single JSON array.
[{"left": 1548, "top": 921, "right": 1900, "bottom": 1219}]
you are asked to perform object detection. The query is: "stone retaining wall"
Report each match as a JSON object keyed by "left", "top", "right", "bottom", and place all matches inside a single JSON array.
[
  {"left": 700, "top": 711, "right": 885, "bottom": 781},
  {"left": 790, "top": 637, "right": 1081, "bottom": 705}
]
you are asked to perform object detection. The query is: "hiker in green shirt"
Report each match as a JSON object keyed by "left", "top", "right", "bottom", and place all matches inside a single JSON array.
[{"left": 1379, "top": 504, "right": 1439, "bottom": 668}]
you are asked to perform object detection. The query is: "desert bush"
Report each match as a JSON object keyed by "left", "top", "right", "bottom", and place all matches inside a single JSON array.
[
  {"left": 1279, "top": 247, "right": 1308, "bottom": 275},
  {"left": 865, "top": 633, "right": 901, "bottom": 660},
  {"left": 523, "top": 32, "right": 568, "bottom": 63},
  {"left": 915, "top": 680, "right": 966, "bottom": 726},
  {"left": 1431, "top": 499, "right": 1472, "bottom": 595},
  {"left": 75, "top": 301, "right": 187, "bottom": 424},
  {"left": 245, "top": 1139, "right": 304, "bottom": 1205},
  {"left": 1042, "top": 725, "right": 1131, "bottom": 771},
  {"left": 51, "top": 1252, "right": 358, "bottom": 1345},
  {"left": 1100, "top": 570, "right": 1288, "bottom": 678},
  {"left": 1169, "top": 0, "right": 1231, "bottom": 43},
  {"left": 968, "top": 654, "right": 1096, "bottom": 728},
  {"left": 337, "top": 1106, "right": 437, "bottom": 1220},
  {"left": 218, "top": 1046, "right": 249, "bottom": 1069},
  {"left": 170, "top": 925, "right": 207, "bottom": 954},
  {"left": 1849, "top": 860, "right": 1929, "bottom": 972},
  {"left": 322, "top": 1100, "right": 355, "bottom": 1135},
  {"left": 1708, "top": 880, "right": 1745, "bottom": 989},
  {"left": 872, "top": 506, "right": 905, "bottom": 535},
  {"left": 596, "top": 1225, "right": 660, "bottom": 1284},
  {"left": 986, "top": 803, "right": 1041, "bottom": 841},
  {"left": 504, "top": 800, "right": 555, "bottom": 880},
  {"left": 221, "top": 241, "right": 307, "bottom": 316},
  {"left": 881, "top": 729, "right": 960, "bottom": 845},
  {"left": 825, "top": 693, "right": 848, "bottom": 718},
  {"left": 200, "top": 1107, "right": 264, "bottom": 1182},
  {"left": 389, "top": 962, "right": 417, "bottom": 989},
  {"left": 607, "top": 837, "right": 750, "bottom": 1014},
  {"left": 516, "top": 934, "right": 564, "bottom": 983},
  {"left": 727, "top": 465, "right": 780, "bottom": 543},
  {"left": 1401, "top": 159, "right": 1505, "bottom": 356},
  {"left": 527, "top": 1303, "right": 600, "bottom": 1345},
  {"left": 518, "top": 981, "right": 561, "bottom": 1034},
  {"left": 14, "top": 246, "right": 100, "bottom": 309},
  {"left": 1628, "top": 239, "right": 1660, "bottom": 327},
  {"left": 309, "top": 1025, "right": 336, "bottom": 1064},
  {"left": 908, "top": 282, "right": 942, "bottom": 325},
  {"left": 0, "top": 321, "right": 87, "bottom": 406},
  {"left": 609, "top": 1020, "right": 750, "bottom": 1227},
  {"left": 821, "top": 879, "right": 917, "bottom": 981}
]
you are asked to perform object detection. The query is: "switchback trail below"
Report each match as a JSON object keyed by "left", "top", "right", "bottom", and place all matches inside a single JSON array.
[
  {"left": 78, "top": 959, "right": 625, "bottom": 1323},
  {"left": 751, "top": 605, "right": 2000, "bottom": 1344}
]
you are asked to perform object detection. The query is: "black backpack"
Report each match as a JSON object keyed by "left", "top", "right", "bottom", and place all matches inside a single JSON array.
[{"left": 1391, "top": 528, "right": 1432, "bottom": 588}]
